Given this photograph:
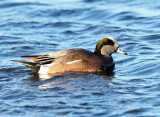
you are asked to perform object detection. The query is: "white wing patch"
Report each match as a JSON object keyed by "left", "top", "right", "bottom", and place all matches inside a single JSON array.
[
  {"left": 38, "top": 59, "right": 82, "bottom": 79},
  {"left": 38, "top": 63, "right": 55, "bottom": 74},
  {"left": 66, "top": 59, "right": 82, "bottom": 64}
]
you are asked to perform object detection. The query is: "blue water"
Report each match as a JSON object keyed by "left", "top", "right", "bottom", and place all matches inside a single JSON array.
[{"left": 1, "top": 0, "right": 160, "bottom": 116}]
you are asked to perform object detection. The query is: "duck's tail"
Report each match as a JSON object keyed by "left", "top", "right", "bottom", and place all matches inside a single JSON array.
[{"left": 11, "top": 60, "right": 40, "bottom": 72}]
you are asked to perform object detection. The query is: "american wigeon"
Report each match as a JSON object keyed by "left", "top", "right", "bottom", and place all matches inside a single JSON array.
[{"left": 12, "top": 37, "right": 127, "bottom": 78}]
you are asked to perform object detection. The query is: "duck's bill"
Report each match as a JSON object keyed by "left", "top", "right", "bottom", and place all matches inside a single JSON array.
[{"left": 117, "top": 48, "right": 127, "bottom": 55}]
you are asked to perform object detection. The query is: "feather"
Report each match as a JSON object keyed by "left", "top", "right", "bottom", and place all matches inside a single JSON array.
[
  {"left": 21, "top": 56, "right": 38, "bottom": 61},
  {"left": 11, "top": 60, "right": 40, "bottom": 72}
]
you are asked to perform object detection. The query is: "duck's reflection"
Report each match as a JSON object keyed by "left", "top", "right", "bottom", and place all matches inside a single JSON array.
[{"left": 28, "top": 72, "right": 115, "bottom": 89}]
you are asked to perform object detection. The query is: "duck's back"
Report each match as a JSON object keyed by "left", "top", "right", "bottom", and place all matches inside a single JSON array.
[{"left": 42, "top": 48, "right": 115, "bottom": 76}]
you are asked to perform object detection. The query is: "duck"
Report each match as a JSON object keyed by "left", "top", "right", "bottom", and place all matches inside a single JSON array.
[{"left": 12, "top": 37, "right": 127, "bottom": 78}]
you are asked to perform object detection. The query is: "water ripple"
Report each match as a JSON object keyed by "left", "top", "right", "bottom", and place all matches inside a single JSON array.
[{"left": 0, "top": 2, "right": 48, "bottom": 9}]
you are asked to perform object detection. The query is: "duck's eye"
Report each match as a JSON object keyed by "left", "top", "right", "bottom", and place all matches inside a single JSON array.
[
  {"left": 108, "top": 40, "right": 114, "bottom": 45},
  {"left": 104, "top": 39, "right": 114, "bottom": 46}
]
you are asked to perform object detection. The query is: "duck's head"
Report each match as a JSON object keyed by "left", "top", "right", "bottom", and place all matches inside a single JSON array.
[{"left": 94, "top": 37, "right": 127, "bottom": 57}]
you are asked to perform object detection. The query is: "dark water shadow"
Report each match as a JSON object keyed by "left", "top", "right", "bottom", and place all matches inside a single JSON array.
[
  {"left": 28, "top": 71, "right": 115, "bottom": 90},
  {"left": 29, "top": 71, "right": 115, "bottom": 81}
]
